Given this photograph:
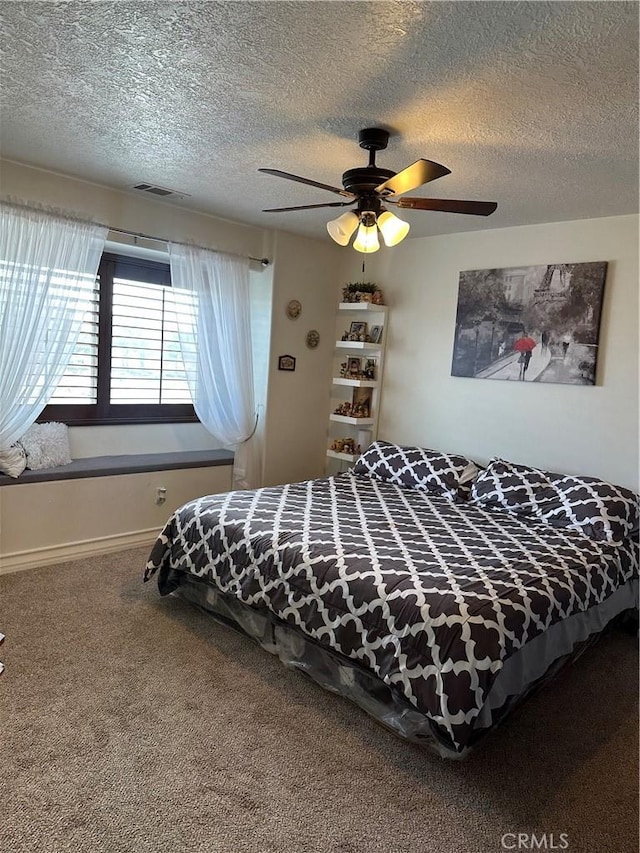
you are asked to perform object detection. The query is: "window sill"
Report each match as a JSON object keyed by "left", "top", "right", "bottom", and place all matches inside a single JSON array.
[
  {"left": 38, "top": 408, "right": 199, "bottom": 427},
  {"left": 43, "top": 416, "right": 201, "bottom": 427}
]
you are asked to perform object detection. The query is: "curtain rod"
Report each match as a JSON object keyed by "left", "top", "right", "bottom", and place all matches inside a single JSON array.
[
  {"left": 106, "top": 225, "right": 270, "bottom": 267},
  {"left": 1, "top": 198, "right": 270, "bottom": 267}
]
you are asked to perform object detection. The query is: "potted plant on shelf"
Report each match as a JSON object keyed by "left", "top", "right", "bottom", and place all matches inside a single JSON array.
[{"left": 342, "top": 282, "right": 385, "bottom": 304}]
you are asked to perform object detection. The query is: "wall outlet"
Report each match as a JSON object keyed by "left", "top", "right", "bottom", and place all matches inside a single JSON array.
[{"left": 155, "top": 486, "right": 167, "bottom": 505}]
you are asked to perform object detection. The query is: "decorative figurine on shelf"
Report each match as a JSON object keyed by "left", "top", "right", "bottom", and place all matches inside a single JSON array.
[
  {"left": 330, "top": 437, "right": 361, "bottom": 455},
  {"left": 342, "top": 282, "right": 385, "bottom": 304},
  {"left": 333, "top": 400, "right": 371, "bottom": 418},
  {"left": 339, "top": 361, "right": 349, "bottom": 378},
  {"left": 351, "top": 401, "right": 370, "bottom": 418}
]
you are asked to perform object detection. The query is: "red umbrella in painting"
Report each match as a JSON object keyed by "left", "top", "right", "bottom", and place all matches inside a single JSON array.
[{"left": 513, "top": 335, "right": 537, "bottom": 352}]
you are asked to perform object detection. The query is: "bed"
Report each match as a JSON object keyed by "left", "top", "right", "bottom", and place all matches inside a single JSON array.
[{"left": 144, "top": 443, "right": 639, "bottom": 758}]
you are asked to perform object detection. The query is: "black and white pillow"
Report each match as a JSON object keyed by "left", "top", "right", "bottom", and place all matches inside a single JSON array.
[
  {"left": 471, "top": 458, "right": 639, "bottom": 544},
  {"left": 0, "top": 442, "right": 27, "bottom": 478},
  {"left": 353, "top": 440, "right": 479, "bottom": 501}
]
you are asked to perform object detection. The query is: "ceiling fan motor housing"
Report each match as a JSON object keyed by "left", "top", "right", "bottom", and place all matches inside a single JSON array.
[{"left": 341, "top": 166, "right": 395, "bottom": 195}]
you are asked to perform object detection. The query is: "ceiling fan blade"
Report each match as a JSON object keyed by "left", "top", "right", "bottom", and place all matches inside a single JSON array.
[
  {"left": 262, "top": 202, "right": 353, "bottom": 213},
  {"left": 395, "top": 197, "right": 498, "bottom": 216},
  {"left": 259, "top": 168, "right": 354, "bottom": 198},
  {"left": 375, "top": 159, "right": 451, "bottom": 196}
]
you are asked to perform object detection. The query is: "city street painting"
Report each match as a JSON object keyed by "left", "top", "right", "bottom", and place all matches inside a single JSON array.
[{"left": 450, "top": 262, "right": 608, "bottom": 385}]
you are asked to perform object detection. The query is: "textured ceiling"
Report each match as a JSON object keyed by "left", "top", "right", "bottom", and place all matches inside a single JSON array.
[{"left": 0, "top": 1, "right": 638, "bottom": 240}]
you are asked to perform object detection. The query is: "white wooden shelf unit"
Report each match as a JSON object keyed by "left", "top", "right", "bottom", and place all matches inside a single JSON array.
[{"left": 327, "top": 300, "right": 388, "bottom": 473}]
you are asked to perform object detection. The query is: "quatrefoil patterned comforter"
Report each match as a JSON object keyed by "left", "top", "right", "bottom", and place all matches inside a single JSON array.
[{"left": 144, "top": 472, "right": 638, "bottom": 752}]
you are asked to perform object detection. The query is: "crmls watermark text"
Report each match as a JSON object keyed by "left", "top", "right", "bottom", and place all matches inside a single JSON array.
[{"left": 501, "top": 833, "right": 570, "bottom": 850}]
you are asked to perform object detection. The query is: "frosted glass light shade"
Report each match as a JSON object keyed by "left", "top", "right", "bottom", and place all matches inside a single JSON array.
[
  {"left": 326, "top": 211, "right": 359, "bottom": 246},
  {"left": 377, "top": 211, "right": 410, "bottom": 246},
  {"left": 353, "top": 223, "right": 380, "bottom": 253}
]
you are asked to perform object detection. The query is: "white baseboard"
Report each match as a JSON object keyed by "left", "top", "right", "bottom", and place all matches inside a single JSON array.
[{"left": 0, "top": 528, "right": 161, "bottom": 575}]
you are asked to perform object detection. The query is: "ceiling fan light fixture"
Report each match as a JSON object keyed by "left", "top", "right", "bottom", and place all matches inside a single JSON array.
[
  {"left": 261, "top": 128, "right": 497, "bottom": 246},
  {"left": 353, "top": 220, "right": 380, "bottom": 254},
  {"left": 326, "top": 211, "right": 359, "bottom": 246},
  {"left": 377, "top": 210, "right": 410, "bottom": 246}
]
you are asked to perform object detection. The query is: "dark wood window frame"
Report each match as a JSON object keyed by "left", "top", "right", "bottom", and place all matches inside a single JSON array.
[{"left": 40, "top": 252, "right": 198, "bottom": 426}]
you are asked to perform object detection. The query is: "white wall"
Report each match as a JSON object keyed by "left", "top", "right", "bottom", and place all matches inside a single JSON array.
[
  {"left": 262, "top": 231, "right": 343, "bottom": 486},
  {"left": 339, "top": 214, "right": 639, "bottom": 491},
  {"left": 0, "top": 158, "right": 267, "bottom": 256}
]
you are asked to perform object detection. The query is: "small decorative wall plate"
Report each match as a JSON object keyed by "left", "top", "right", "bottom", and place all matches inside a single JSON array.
[
  {"left": 278, "top": 354, "right": 296, "bottom": 371},
  {"left": 286, "top": 299, "right": 302, "bottom": 320},
  {"left": 306, "top": 329, "right": 320, "bottom": 349}
]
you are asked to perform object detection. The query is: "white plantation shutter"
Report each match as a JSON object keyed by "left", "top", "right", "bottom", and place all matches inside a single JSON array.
[
  {"left": 43, "top": 252, "right": 198, "bottom": 420},
  {"left": 2, "top": 262, "right": 100, "bottom": 406},
  {"left": 48, "top": 277, "right": 100, "bottom": 403},
  {"left": 110, "top": 277, "right": 194, "bottom": 405}
]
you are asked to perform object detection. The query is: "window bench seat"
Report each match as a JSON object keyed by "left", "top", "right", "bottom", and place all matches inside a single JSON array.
[
  {"left": 0, "top": 449, "right": 234, "bottom": 487},
  {"left": 0, "top": 450, "right": 234, "bottom": 573}
]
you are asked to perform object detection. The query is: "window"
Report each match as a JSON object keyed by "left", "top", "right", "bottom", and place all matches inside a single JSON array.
[{"left": 41, "top": 252, "right": 197, "bottom": 425}]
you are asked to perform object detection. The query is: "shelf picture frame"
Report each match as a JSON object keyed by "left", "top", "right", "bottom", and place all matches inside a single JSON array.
[
  {"left": 347, "top": 356, "right": 362, "bottom": 376},
  {"left": 369, "top": 324, "right": 383, "bottom": 344},
  {"left": 349, "top": 321, "right": 367, "bottom": 337},
  {"left": 352, "top": 386, "right": 373, "bottom": 418},
  {"left": 362, "top": 358, "right": 377, "bottom": 380}
]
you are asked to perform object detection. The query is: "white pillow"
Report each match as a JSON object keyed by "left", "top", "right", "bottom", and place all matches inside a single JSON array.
[
  {"left": 20, "top": 422, "right": 72, "bottom": 470},
  {"left": 0, "top": 444, "right": 27, "bottom": 478}
]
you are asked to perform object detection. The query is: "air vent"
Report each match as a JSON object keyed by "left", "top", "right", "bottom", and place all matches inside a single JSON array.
[{"left": 131, "top": 183, "right": 190, "bottom": 200}]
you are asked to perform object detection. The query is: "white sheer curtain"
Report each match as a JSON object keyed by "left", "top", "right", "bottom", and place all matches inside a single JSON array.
[
  {"left": 0, "top": 202, "right": 107, "bottom": 449},
  {"left": 247, "top": 265, "right": 272, "bottom": 488},
  {"left": 168, "top": 243, "right": 258, "bottom": 489}
]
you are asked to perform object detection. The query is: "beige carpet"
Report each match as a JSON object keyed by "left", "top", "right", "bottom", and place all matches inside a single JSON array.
[{"left": 0, "top": 547, "right": 637, "bottom": 853}]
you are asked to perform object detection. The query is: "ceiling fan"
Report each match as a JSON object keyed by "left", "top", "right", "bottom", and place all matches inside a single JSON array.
[{"left": 259, "top": 128, "right": 498, "bottom": 253}]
